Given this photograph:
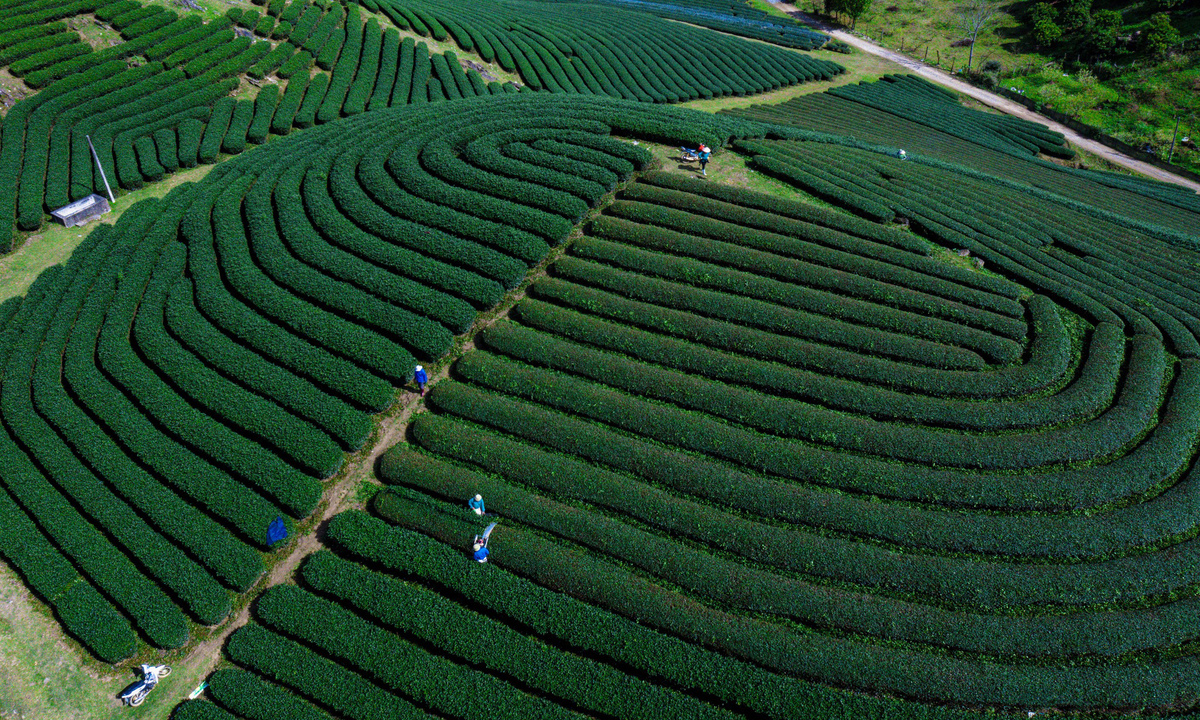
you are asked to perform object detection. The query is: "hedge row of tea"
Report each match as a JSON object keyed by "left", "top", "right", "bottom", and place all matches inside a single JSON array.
[
  {"left": 0, "top": 0, "right": 507, "bottom": 247},
  {"left": 0, "top": 96, "right": 759, "bottom": 661},
  {"left": 0, "top": 0, "right": 840, "bottom": 246},
  {"left": 317, "top": 170, "right": 1200, "bottom": 713},
  {"left": 173, "top": 509, "right": 992, "bottom": 720},
  {"left": 352, "top": 0, "right": 842, "bottom": 99},
  {"left": 724, "top": 75, "right": 1200, "bottom": 236},
  {"left": 545, "top": 0, "right": 831, "bottom": 49}
]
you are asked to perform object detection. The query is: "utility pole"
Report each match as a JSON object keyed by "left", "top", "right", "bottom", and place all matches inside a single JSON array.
[
  {"left": 1167, "top": 115, "right": 1180, "bottom": 164},
  {"left": 86, "top": 134, "right": 115, "bottom": 203}
]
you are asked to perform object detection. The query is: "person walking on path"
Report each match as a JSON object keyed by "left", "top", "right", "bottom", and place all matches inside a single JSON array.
[
  {"left": 414, "top": 364, "right": 428, "bottom": 396},
  {"left": 697, "top": 144, "right": 711, "bottom": 176},
  {"left": 468, "top": 494, "right": 486, "bottom": 515}
]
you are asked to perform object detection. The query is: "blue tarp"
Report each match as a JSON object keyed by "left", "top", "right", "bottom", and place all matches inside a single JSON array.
[{"left": 267, "top": 516, "right": 288, "bottom": 546}]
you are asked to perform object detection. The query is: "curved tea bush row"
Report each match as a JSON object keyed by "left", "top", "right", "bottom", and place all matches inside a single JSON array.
[
  {"left": 0, "top": 0, "right": 847, "bottom": 243},
  {"left": 370, "top": 489, "right": 1200, "bottom": 709},
  {"left": 568, "top": 0, "right": 830, "bottom": 49},
  {"left": 382, "top": 440, "right": 1200, "bottom": 657},
  {"left": 351, "top": 162, "right": 1200, "bottom": 714},
  {"left": 0, "top": 96, "right": 775, "bottom": 662},
  {"left": 320, "top": 509, "right": 991, "bottom": 720},
  {"left": 354, "top": 0, "right": 841, "bottom": 101},
  {"left": 724, "top": 77, "right": 1200, "bottom": 238},
  {"left": 297, "top": 549, "right": 740, "bottom": 720},
  {"left": 0, "top": 0, "right": 492, "bottom": 244}
]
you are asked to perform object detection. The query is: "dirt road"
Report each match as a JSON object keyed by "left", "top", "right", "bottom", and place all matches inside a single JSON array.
[{"left": 772, "top": 3, "right": 1200, "bottom": 195}]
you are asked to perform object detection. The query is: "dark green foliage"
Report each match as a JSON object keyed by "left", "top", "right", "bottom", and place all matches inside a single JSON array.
[
  {"left": 342, "top": 17, "right": 381, "bottom": 115},
  {"left": 4, "top": 33, "right": 86, "bottom": 75},
  {"left": 239, "top": 9, "right": 261, "bottom": 29},
  {"left": 177, "top": 117, "right": 203, "bottom": 167},
  {"left": 292, "top": 71, "right": 328, "bottom": 128},
  {"left": 247, "top": 84, "right": 279, "bottom": 143},
  {"left": 316, "top": 4, "right": 361, "bottom": 122},
  {"left": 247, "top": 41, "right": 296, "bottom": 78},
  {"left": 275, "top": 46, "right": 312, "bottom": 77},
  {"left": 198, "top": 96, "right": 235, "bottom": 163},
  {"left": 298, "top": 549, "right": 738, "bottom": 720},
  {"left": 1143, "top": 11, "right": 1180, "bottom": 57},
  {"left": 272, "top": 75, "right": 308, "bottom": 133},
  {"left": 225, "top": 624, "right": 428, "bottom": 720},
  {"left": 221, "top": 100, "right": 254, "bottom": 154},
  {"left": 204, "top": 668, "right": 332, "bottom": 720},
  {"left": 171, "top": 701, "right": 241, "bottom": 720},
  {"left": 144, "top": 16, "right": 230, "bottom": 63}
]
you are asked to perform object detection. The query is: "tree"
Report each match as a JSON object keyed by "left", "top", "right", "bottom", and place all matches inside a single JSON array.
[
  {"left": 1059, "top": 0, "right": 1092, "bottom": 31},
  {"left": 958, "top": 0, "right": 1004, "bottom": 70},
  {"left": 1085, "top": 9, "right": 1122, "bottom": 59},
  {"left": 1030, "top": 3, "right": 1062, "bottom": 46},
  {"left": 842, "top": 0, "right": 872, "bottom": 27},
  {"left": 1143, "top": 11, "right": 1179, "bottom": 57}
]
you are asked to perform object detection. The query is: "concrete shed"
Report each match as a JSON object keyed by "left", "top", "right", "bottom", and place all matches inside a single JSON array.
[{"left": 51, "top": 194, "right": 110, "bottom": 228}]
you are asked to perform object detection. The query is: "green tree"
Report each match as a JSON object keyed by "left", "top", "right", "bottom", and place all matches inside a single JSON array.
[
  {"left": 842, "top": 0, "right": 872, "bottom": 27},
  {"left": 1059, "top": 0, "right": 1091, "bottom": 31},
  {"left": 1030, "top": 3, "right": 1062, "bottom": 46},
  {"left": 1143, "top": 11, "right": 1180, "bottom": 57},
  {"left": 1085, "top": 9, "right": 1122, "bottom": 58}
]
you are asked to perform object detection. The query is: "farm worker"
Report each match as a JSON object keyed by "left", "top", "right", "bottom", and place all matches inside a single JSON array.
[
  {"left": 414, "top": 364, "right": 428, "bottom": 396},
  {"left": 697, "top": 144, "right": 711, "bottom": 176},
  {"left": 473, "top": 540, "right": 489, "bottom": 563},
  {"left": 468, "top": 494, "right": 486, "bottom": 515},
  {"left": 897, "top": 149, "right": 907, "bottom": 160}
]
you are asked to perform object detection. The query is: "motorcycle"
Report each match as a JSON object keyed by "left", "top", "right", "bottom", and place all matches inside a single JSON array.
[{"left": 118, "top": 664, "right": 171, "bottom": 707}]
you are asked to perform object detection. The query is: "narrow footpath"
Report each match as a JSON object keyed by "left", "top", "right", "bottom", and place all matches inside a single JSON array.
[{"left": 772, "top": 2, "right": 1200, "bottom": 195}]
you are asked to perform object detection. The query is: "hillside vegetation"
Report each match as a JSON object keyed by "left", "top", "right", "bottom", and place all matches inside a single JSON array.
[
  {"left": 825, "top": 0, "right": 1200, "bottom": 175},
  {"left": 2, "top": 0, "right": 1200, "bottom": 718}
]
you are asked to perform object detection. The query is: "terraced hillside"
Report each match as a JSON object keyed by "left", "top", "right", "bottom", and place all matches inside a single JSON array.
[
  {"left": 176, "top": 147, "right": 1200, "bottom": 715},
  {"left": 725, "top": 75, "right": 1200, "bottom": 238},
  {"left": 0, "top": 0, "right": 842, "bottom": 248},
  {"left": 5, "top": 0, "right": 1200, "bottom": 713},
  {"left": 0, "top": 95, "right": 768, "bottom": 663}
]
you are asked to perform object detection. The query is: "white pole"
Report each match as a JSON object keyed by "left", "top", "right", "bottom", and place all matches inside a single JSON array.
[{"left": 86, "top": 135, "right": 115, "bottom": 203}]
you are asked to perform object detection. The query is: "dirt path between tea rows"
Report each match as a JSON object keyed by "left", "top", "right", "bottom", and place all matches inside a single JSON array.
[{"left": 771, "top": 2, "right": 1200, "bottom": 195}]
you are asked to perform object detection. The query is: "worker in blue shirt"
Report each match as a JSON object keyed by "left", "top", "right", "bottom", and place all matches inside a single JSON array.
[
  {"left": 414, "top": 364, "right": 428, "bottom": 396},
  {"left": 468, "top": 494, "right": 485, "bottom": 515},
  {"left": 473, "top": 540, "right": 489, "bottom": 563},
  {"left": 697, "top": 144, "right": 711, "bottom": 176}
]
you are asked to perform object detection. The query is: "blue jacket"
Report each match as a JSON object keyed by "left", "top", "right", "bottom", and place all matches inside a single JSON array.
[
  {"left": 698, "top": 150, "right": 711, "bottom": 161},
  {"left": 414, "top": 367, "right": 428, "bottom": 385},
  {"left": 468, "top": 497, "right": 485, "bottom": 513},
  {"left": 473, "top": 545, "right": 489, "bottom": 562}
]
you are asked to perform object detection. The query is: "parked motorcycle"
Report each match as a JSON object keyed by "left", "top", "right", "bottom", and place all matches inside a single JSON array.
[{"left": 119, "top": 664, "right": 171, "bottom": 707}]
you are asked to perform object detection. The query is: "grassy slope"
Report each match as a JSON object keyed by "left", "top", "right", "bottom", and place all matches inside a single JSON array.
[
  {"left": 0, "top": 2, "right": 1183, "bottom": 716},
  {"left": 821, "top": 0, "right": 1200, "bottom": 174},
  {"left": 0, "top": 164, "right": 215, "bottom": 303},
  {"left": 0, "top": 562, "right": 189, "bottom": 720}
]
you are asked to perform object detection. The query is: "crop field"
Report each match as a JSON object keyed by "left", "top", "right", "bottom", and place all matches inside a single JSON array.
[{"left": 2, "top": 0, "right": 1200, "bottom": 716}]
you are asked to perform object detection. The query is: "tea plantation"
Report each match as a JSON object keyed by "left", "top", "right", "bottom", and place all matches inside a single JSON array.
[{"left": 2, "top": 0, "right": 1200, "bottom": 716}]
